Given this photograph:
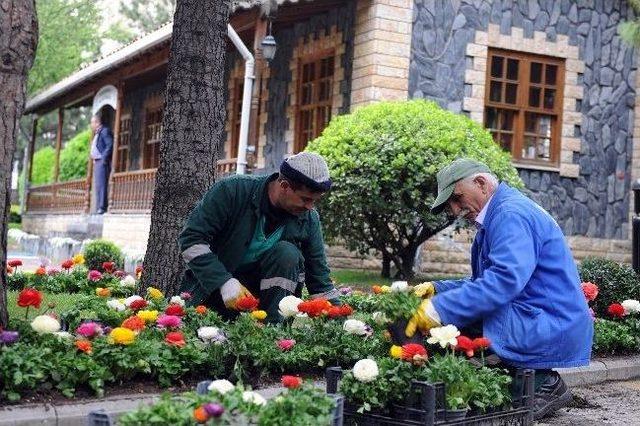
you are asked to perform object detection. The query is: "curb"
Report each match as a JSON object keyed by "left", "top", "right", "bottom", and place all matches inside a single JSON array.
[{"left": 1, "top": 359, "right": 639, "bottom": 425}]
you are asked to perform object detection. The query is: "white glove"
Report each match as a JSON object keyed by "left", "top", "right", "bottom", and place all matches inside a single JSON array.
[{"left": 220, "top": 278, "right": 252, "bottom": 309}]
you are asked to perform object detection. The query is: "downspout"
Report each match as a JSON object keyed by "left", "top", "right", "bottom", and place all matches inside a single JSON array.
[{"left": 227, "top": 24, "right": 254, "bottom": 175}]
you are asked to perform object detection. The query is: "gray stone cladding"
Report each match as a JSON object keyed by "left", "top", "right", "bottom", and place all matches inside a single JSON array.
[{"left": 409, "top": 0, "right": 637, "bottom": 239}]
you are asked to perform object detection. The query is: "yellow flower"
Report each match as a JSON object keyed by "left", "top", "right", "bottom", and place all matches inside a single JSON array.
[
  {"left": 251, "top": 310, "right": 267, "bottom": 321},
  {"left": 390, "top": 345, "right": 403, "bottom": 359},
  {"left": 380, "top": 285, "right": 391, "bottom": 294},
  {"left": 72, "top": 254, "right": 85, "bottom": 265},
  {"left": 110, "top": 327, "right": 136, "bottom": 345},
  {"left": 136, "top": 310, "right": 159, "bottom": 323},
  {"left": 96, "top": 287, "right": 111, "bottom": 297},
  {"left": 147, "top": 287, "right": 164, "bottom": 300}
]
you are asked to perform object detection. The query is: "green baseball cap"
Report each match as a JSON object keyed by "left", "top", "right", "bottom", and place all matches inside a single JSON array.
[{"left": 431, "top": 158, "right": 492, "bottom": 214}]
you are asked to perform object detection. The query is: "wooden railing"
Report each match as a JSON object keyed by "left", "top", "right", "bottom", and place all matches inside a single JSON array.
[
  {"left": 109, "top": 169, "right": 157, "bottom": 213},
  {"left": 27, "top": 179, "right": 88, "bottom": 213},
  {"left": 216, "top": 158, "right": 238, "bottom": 177}
]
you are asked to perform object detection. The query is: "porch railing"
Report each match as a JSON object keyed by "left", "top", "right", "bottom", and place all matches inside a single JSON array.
[
  {"left": 26, "top": 179, "right": 88, "bottom": 213},
  {"left": 109, "top": 169, "right": 157, "bottom": 213},
  {"left": 216, "top": 158, "right": 238, "bottom": 177}
]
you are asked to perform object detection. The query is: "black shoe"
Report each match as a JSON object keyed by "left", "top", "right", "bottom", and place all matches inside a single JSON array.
[{"left": 533, "top": 372, "right": 572, "bottom": 420}]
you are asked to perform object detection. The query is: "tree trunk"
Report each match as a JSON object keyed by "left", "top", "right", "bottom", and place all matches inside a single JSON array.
[
  {"left": 0, "top": 0, "right": 38, "bottom": 328},
  {"left": 141, "top": 0, "right": 229, "bottom": 296},
  {"left": 381, "top": 252, "right": 391, "bottom": 278},
  {"left": 396, "top": 247, "right": 417, "bottom": 280}
]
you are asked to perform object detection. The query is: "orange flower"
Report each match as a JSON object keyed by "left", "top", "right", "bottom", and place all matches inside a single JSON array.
[
  {"left": 35, "top": 267, "right": 46, "bottom": 276},
  {"left": 121, "top": 316, "right": 146, "bottom": 332},
  {"left": 61, "top": 259, "right": 74, "bottom": 270},
  {"left": 75, "top": 340, "right": 93, "bottom": 354},
  {"left": 193, "top": 406, "right": 209, "bottom": 423},
  {"left": 281, "top": 375, "right": 303, "bottom": 389},
  {"left": 195, "top": 305, "right": 207, "bottom": 315},
  {"left": 473, "top": 337, "right": 491, "bottom": 351},
  {"left": 96, "top": 287, "right": 111, "bottom": 297},
  {"left": 372, "top": 285, "right": 383, "bottom": 294},
  {"left": 165, "top": 331, "right": 186, "bottom": 347},
  {"left": 401, "top": 343, "right": 428, "bottom": 365},
  {"left": 17, "top": 288, "right": 42, "bottom": 309},
  {"left": 327, "top": 304, "right": 354, "bottom": 318},
  {"left": 6, "top": 266, "right": 13, "bottom": 274},
  {"left": 235, "top": 294, "right": 259, "bottom": 311},
  {"left": 298, "top": 298, "right": 332, "bottom": 317}
]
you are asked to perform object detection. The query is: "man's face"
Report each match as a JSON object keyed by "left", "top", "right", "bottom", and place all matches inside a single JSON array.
[
  {"left": 278, "top": 181, "right": 325, "bottom": 216},
  {"left": 445, "top": 176, "right": 491, "bottom": 222},
  {"left": 90, "top": 116, "right": 100, "bottom": 132}
]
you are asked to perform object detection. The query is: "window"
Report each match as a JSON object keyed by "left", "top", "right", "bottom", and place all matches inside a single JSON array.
[
  {"left": 229, "top": 78, "right": 244, "bottom": 159},
  {"left": 484, "top": 49, "right": 565, "bottom": 165},
  {"left": 295, "top": 52, "right": 335, "bottom": 153},
  {"left": 115, "top": 113, "right": 131, "bottom": 173},
  {"left": 142, "top": 101, "right": 163, "bottom": 169}
]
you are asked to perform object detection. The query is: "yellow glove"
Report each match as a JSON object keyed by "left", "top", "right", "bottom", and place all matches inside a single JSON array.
[
  {"left": 413, "top": 281, "right": 435, "bottom": 298},
  {"left": 220, "top": 278, "right": 253, "bottom": 309},
  {"left": 405, "top": 299, "right": 441, "bottom": 337}
]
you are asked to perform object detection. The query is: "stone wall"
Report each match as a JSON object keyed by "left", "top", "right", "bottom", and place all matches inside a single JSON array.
[
  {"left": 409, "top": 0, "right": 637, "bottom": 240},
  {"left": 101, "top": 214, "right": 151, "bottom": 252}
]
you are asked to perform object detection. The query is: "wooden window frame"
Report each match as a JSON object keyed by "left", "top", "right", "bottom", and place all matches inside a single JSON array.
[
  {"left": 294, "top": 48, "right": 335, "bottom": 153},
  {"left": 115, "top": 111, "right": 131, "bottom": 173},
  {"left": 484, "top": 48, "right": 565, "bottom": 167},
  {"left": 141, "top": 97, "right": 164, "bottom": 170}
]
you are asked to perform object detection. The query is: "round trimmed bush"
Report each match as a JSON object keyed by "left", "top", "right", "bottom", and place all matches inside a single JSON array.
[
  {"left": 83, "top": 239, "right": 124, "bottom": 271},
  {"left": 307, "top": 99, "right": 522, "bottom": 278},
  {"left": 579, "top": 257, "right": 640, "bottom": 316}
]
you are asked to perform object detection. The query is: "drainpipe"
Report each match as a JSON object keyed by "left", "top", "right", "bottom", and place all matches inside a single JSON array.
[{"left": 227, "top": 24, "right": 254, "bottom": 175}]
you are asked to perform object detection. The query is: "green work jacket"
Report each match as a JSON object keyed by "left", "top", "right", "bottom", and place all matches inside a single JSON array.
[{"left": 178, "top": 173, "right": 335, "bottom": 305}]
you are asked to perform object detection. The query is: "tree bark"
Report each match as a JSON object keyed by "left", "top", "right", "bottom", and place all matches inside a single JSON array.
[
  {"left": 0, "top": 0, "right": 38, "bottom": 328},
  {"left": 141, "top": 0, "right": 229, "bottom": 296},
  {"left": 381, "top": 252, "right": 391, "bottom": 278}
]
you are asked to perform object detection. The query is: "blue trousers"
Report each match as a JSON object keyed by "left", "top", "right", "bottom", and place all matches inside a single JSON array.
[{"left": 93, "top": 159, "right": 111, "bottom": 212}]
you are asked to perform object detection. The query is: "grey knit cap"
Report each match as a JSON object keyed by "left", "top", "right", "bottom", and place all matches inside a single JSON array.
[{"left": 280, "top": 152, "right": 332, "bottom": 192}]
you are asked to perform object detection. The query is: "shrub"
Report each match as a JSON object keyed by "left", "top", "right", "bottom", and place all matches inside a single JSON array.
[
  {"left": 307, "top": 100, "right": 522, "bottom": 278},
  {"left": 59, "top": 129, "right": 90, "bottom": 181},
  {"left": 593, "top": 318, "right": 638, "bottom": 355},
  {"left": 29, "top": 146, "right": 56, "bottom": 185},
  {"left": 83, "top": 239, "right": 124, "bottom": 271},
  {"left": 579, "top": 257, "right": 640, "bottom": 317}
]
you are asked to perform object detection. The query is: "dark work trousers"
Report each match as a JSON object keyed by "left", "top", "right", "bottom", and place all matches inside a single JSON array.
[{"left": 93, "top": 159, "right": 111, "bottom": 212}]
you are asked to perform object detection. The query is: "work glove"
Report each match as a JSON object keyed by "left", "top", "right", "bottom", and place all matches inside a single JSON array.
[
  {"left": 413, "top": 281, "right": 435, "bottom": 298},
  {"left": 405, "top": 299, "right": 441, "bottom": 337},
  {"left": 220, "top": 277, "right": 253, "bottom": 310}
]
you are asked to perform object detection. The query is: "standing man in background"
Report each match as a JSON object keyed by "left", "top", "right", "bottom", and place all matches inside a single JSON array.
[{"left": 90, "top": 114, "right": 113, "bottom": 214}]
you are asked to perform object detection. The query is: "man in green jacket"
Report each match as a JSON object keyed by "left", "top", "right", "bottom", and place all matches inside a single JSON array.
[{"left": 178, "top": 152, "right": 340, "bottom": 323}]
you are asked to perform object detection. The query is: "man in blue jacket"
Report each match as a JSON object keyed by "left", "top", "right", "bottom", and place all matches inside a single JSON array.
[
  {"left": 406, "top": 158, "right": 593, "bottom": 419},
  {"left": 90, "top": 114, "right": 114, "bottom": 214}
]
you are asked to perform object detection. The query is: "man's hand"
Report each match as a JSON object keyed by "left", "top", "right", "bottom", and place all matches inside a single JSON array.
[
  {"left": 220, "top": 278, "right": 253, "bottom": 309},
  {"left": 413, "top": 281, "right": 435, "bottom": 298},
  {"left": 405, "top": 299, "right": 440, "bottom": 337}
]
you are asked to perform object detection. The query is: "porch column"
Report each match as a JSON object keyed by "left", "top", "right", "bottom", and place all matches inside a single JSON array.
[
  {"left": 108, "top": 83, "right": 123, "bottom": 209},
  {"left": 52, "top": 108, "right": 63, "bottom": 182},
  {"left": 22, "top": 115, "right": 38, "bottom": 213},
  {"left": 249, "top": 18, "right": 268, "bottom": 168}
]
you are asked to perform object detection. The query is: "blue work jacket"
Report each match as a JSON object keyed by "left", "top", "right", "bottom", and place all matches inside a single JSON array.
[{"left": 432, "top": 183, "right": 593, "bottom": 369}]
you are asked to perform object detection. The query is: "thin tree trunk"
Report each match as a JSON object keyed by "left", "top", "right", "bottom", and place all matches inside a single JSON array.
[
  {"left": 381, "top": 252, "right": 391, "bottom": 278},
  {"left": 0, "top": 0, "right": 38, "bottom": 328},
  {"left": 141, "top": 0, "right": 229, "bottom": 296}
]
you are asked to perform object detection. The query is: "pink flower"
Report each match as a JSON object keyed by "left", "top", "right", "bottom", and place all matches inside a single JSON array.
[
  {"left": 47, "top": 268, "right": 60, "bottom": 276},
  {"left": 113, "top": 270, "right": 126, "bottom": 278},
  {"left": 88, "top": 270, "right": 103, "bottom": 282},
  {"left": 156, "top": 314, "right": 182, "bottom": 328},
  {"left": 76, "top": 322, "right": 102, "bottom": 339},
  {"left": 581, "top": 282, "right": 599, "bottom": 302},
  {"left": 589, "top": 308, "right": 596, "bottom": 321},
  {"left": 277, "top": 339, "right": 296, "bottom": 351},
  {"left": 180, "top": 292, "right": 192, "bottom": 300}
]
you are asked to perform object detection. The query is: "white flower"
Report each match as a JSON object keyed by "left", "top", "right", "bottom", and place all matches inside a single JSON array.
[
  {"left": 343, "top": 319, "right": 368, "bottom": 336},
  {"left": 427, "top": 325, "right": 460, "bottom": 349},
  {"left": 279, "top": 295, "right": 302, "bottom": 318},
  {"left": 53, "top": 331, "right": 72, "bottom": 340},
  {"left": 352, "top": 359, "right": 379, "bottom": 383},
  {"left": 124, "top": 295, "right": 144, "bottom": 307},
  {"left": 107, "top": 299, "right": 126, "bottom": 312},
  {"left": 169, "top": 296, "right": 185, "bottom": 307},
  {"left": 207, "top": 379, "right": 235, "bottom": 394},
  {"left": 622, "top": 299, "right": 640, "bottom": 314},
  {"left": 197, "top": 326, "right": 226, "bottom": 344},
  {"left": 31, "top": 315, "right": 61, "bottom": 334},
  {"left": 242, "top": 391, "right": 267, "bottom": 406},
  {"left": 372, "top": 311, "right": 390, "bottom": 325},
  {"left": 391, "top": 281, "right": 409, "bottom": 293},
  {"left": 120, "top": 275, "right": 136, "bottom": 288}
]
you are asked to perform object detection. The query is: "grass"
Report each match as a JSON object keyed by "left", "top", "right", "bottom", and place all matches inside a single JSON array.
[
  {"left": 330, "top": 268, "right": 463, "bottom": 288},
  {"left": 8, "top": 223, "right": 21, "bottom": 230},
  {"left": 7, "top": 290, "right": 85, "bottom": 320}
]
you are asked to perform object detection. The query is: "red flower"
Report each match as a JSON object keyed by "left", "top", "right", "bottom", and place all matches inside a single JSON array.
[
  {"left": 327, "top": 304, "right": 354, "bottom": 318},
  {"left": 455, "top": 336, "right": 475, "bottom": 357},
  {"left": 165, "top": 304, "right": 185, "bottom": 316},
  {"left": 61, "top": 259, "right": 74, "bottom": 270},
  {"left": 121, "top": 316, "right": 146, "bottom": 332},
  {"left": 582, "top": 282, "right": 599, "bottom": 302},
  {"left": 6, "top": 266, "right": 13, "bottom": 274},
  {"left": 195, "top": 305, "right": 207, "bottom": 315},
  {"left": 113, "top": 270, "right": 126, "bottom": 278},
  {"left": 75, "top": 340, "right": 93, "bottom": 354},
  {"left": 135, "top": 265, "right": 143, "bottom": 275},
  {"left": 340, "top": 304, "right": 354, "bottom": 316},
  {"left": 608, "top": 303, "right": 625, "bottom": 318},
  {"left": 165, "top": 331, "right": 186, "bottom": 347},
  {"left": 298, "top": 298, "right": 332, "bottom": 317},
  {"left": 281, "top": 375, "right": 303, "bottom": 389},
  {"left": 102, "top": 262, "right": 115, "bottom": 273},
  {"left": 235, "top": 294, "right": 259, "bottom": 311},
  {"left": 129, "top": 299, "right": 148, "bottom": 311},
  {"left": 401, "top": 343, "right": 428, "bottom": 365},
  {"left": 277, "top": 339, "right": 296, "bottom": 351},
  {"left": 35, "top": 267, "right": 46, "bottom": 276},
  {"left": 8, "top": 259, "right": 22, "bottom": 268},
  {"left": 472, "top": 337, "right": 491, "bottom": 351},
  {"left": 17, "top": 288, "right": 42, "bottom": 309}
]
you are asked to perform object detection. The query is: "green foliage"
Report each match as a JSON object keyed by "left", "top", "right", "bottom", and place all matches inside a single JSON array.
[
  {"left": 593, "top": 318, "right": 639, "bottom": 355},
  {"left": 83, "top": 239, "right": 125, "bottom": 271},
  {"left": 579, "top": 257, "right": 640, "bottom": 317},
  {"left": 120, "top": 0, "right": 176, "bottom": 33},
  {"left": 258, "top": 383, "right": 336, "bottom": 426},
  {"left": 307, "top": 100, "right": 522, "bottom": 278},
  {"left": 374, "top": 291, "right": 422, "bottom": 321},
  {"left": 620, "top": 0, "right": 640, "bottom": 47},
  {"left": 9, "top": 205, "right": 21, "bottom": 223},
  {"left": 59, "top": 129, "right": 90, "bottom": 181},
  {"left": 30, "top": 146, "right": 56, "bottom": 185}
]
